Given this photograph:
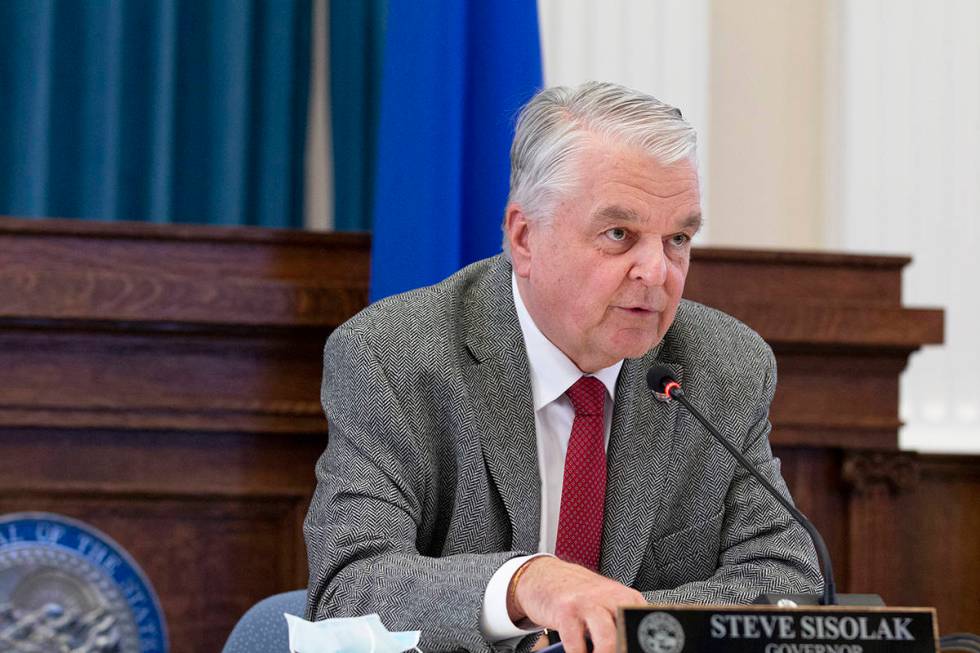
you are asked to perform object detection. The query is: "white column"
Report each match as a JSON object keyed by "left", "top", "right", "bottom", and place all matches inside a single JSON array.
[{"left": 304, "top": 0, "right": 333, "bottom": 230}]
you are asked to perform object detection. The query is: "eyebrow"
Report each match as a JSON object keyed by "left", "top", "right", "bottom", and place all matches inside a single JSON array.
[
  {"left": 592, "top": 206, "right": 704, "bottom": 233},
  {"left": 592, "top": 206, "right": 641, "bottom": 224},
  {"left": 681, "top": 213, "right": 704, "bottom": 233}
]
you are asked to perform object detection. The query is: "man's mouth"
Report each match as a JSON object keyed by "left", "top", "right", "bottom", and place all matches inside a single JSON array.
[{"left": 618, "top": 306, "right": 657, "bottom": 315}]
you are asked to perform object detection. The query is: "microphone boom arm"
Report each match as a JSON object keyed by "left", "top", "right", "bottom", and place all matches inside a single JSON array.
[{"left": 667, "top": 384, "right": 837, "bottom": 606}]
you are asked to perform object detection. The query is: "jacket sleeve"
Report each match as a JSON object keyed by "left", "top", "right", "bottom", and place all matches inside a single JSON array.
[
  {"left": 303, "top": 324, "right": 530, "bottom": 653},
  {"left": 641, "top": 348, "right": 824, "bottom": 604}
]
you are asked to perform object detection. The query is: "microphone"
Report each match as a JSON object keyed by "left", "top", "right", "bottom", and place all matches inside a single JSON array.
[{"left": 646, "top": 363, "right": 873, "bottom": 607}]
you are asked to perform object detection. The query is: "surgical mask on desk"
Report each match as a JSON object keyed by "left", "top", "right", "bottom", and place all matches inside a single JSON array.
[{"left": 285, "top": 612, "right": 422, "bottom": 653}]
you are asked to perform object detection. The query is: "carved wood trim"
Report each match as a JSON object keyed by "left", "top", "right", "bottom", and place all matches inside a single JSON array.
[{"left": 842, "top": 450, "right": 920, "bottom": 496}]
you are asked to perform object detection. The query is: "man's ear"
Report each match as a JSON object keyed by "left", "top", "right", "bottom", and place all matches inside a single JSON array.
[{"left": 504, "top": 204, "right": 533, "bottom": 277}]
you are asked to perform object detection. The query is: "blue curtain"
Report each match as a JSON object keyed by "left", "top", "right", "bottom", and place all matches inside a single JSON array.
[
  {"left": 0, "top": 0, "right": 310, "bottom": 227},
  {"left": 329, "top": 0, "right": 386, "bottom": 232},
  {"left": 367, "top": 0, "right": 543, "bottom": 300}
]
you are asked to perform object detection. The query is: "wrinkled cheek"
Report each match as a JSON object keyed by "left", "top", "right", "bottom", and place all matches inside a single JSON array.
[
  {"left": 658, "top": 308, "right": 679, "bottom": 339},
  {"left": 671, "top": 265, "right": 689, "bottom": 294}
]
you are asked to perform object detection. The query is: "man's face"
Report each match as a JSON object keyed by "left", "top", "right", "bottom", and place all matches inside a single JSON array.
[{"left": 507, "top": 140, "right": 701, "bottom": 373}]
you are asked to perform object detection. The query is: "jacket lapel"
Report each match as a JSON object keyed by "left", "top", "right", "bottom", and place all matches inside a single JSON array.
[
  {"left": 462, "top": 257, "right": 541, "bottom": 553},
  {"left": 600, "top": 355, "right": 684, "bottom": 586}
]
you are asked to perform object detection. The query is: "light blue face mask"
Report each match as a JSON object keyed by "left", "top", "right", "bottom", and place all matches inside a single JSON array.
[{"left": 285, "top": 613, "right": 422, "bottom": 653}]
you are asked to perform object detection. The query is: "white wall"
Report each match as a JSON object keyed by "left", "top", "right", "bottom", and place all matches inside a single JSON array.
[{"left": 706, "top": 0, "right": 830, "bottom": 250}]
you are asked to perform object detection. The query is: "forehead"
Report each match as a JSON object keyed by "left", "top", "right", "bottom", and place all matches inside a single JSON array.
[
  {"left": 566, "top": 142, "right": 701, "bottom": 224},
  {"left": 579, "top": 140, "right": 699, "bottom": 193}
]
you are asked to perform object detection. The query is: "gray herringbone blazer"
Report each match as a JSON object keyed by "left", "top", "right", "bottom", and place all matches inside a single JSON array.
[{"left": 304, "top": 255, "right": 821, "bottom": 652}]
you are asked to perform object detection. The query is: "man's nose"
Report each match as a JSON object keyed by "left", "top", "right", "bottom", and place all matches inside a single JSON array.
[{"left": 629, "top": 239, "right": 668, "bottom": 286}]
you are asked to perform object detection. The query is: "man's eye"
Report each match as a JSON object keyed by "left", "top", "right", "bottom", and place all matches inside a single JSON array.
[
  {"left": 670, "top": 233, "right": 691, "bottom": 247},
  {"left": 606, "top": 228, "right": 628, "bottom": 242}
]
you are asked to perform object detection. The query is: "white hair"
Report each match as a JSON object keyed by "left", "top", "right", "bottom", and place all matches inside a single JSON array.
[{"left": 503, "top": 81, "right": 698, "bottom": 257}]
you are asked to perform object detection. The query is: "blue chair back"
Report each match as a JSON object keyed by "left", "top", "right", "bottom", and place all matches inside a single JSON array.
[{"left": 222, "top": 589, "right": 308, "bottom": 653}]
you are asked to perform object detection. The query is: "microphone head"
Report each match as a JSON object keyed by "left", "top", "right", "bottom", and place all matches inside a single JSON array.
[{"left": 646, "top": 364, "right": 677, "bottom": 394}]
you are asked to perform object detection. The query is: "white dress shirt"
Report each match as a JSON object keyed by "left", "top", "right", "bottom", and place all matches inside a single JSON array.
[{"left": 478, "top": 274, "right": 623, "bottom": 640}]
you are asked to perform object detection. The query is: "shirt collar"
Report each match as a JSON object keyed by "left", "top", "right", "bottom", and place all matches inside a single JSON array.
[{"left": 512, "top": 273, "right": 623, "bottom": 412}]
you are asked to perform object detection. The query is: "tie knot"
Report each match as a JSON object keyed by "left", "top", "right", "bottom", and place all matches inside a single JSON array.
[{"left": 566, "top": 376, "right": 606, "bottom": 416}]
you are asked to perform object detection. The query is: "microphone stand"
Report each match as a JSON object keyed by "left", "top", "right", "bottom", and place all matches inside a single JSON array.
[
  {"left": 651, "top": 369, "right": 883, "bottom": 607},
  {"left": 667, "top": 384, "right": 836, "bottom": 605}
]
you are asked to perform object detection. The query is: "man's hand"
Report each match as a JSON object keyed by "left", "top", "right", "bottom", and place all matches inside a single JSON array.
[{"left": 508, "top": 557, "right": 646, "bottom": 653}]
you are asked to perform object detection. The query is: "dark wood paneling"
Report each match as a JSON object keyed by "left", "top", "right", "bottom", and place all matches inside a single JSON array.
[
  {"left": 0, "top": 327, "right": 329, "bottom": 433},
  {"left": 688, "top": 247, "right": 910, "bottom": 306},
  {"left": 0, "top": 427, "right": 324, "bottom": 652},
  {"left": 0, "top": 216, "right": 974, "bottom": 646},
  {"left": 0, "top": 217, "right": 356, "bottom": 652},
  {"left": 770, "top": 350, "right": 908, "bottom": 449},
  {"left": 0, "top": 429, "right": 324, "bottom": 497},
  {"left": 0, "top": 217, "right": 368, "bottom": 327},
  {"left": 688, "top": 248, "right": 944, "bottom": 351},
  {"left": 0, "top": 492, "right": 308, "bottom": 652},
  {"left": 843, "top": 452, "right": 980, "bottom": 634},
  {"left": 774, "top": 446, "right": 851, "bottom": 588}
]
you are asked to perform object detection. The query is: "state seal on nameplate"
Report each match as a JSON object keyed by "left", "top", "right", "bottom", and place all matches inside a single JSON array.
[
  {"left": 638, "top": 611, "right": 686, "bottom": 653},
  {"left": 0, "top": 512, "right": 168, "bottom": 653}
]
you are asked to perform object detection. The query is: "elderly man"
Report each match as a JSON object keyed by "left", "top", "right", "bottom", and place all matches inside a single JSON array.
[{"left": 304, "top": 82, "right": 821, "bottom": 653}]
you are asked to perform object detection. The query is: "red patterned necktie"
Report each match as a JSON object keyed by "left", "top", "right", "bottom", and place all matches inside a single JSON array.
[{"left": 554, "top": 375, "right": 607, "bottom": 571}]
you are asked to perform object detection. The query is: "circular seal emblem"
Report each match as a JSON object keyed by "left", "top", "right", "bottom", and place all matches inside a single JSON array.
[
  {"left": 638, "top": 611, "right": 685, "bottom": 653},
  {"left": 0, "top": 512, "right": 168, "bottom": 653}
]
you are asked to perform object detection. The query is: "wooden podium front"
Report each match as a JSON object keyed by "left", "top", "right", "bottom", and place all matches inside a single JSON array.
[{"left": 0, "top": 216, "right": 973, "bottom": 652}]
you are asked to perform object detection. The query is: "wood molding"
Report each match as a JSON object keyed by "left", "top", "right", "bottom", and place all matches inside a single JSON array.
[
  {"left": 844, "top": 451, "right": 980, "bottom": 633},
  {"left": 0, "top": 216, "right": 370, "bottom": 328},
  {"left": 842, "top": 450, "right": 920, "bottom": 496}
]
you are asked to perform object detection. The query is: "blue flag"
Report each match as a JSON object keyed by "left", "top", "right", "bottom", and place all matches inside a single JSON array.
[{"left": 369, "top": 0, "right": 543, "bottom": 301}]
